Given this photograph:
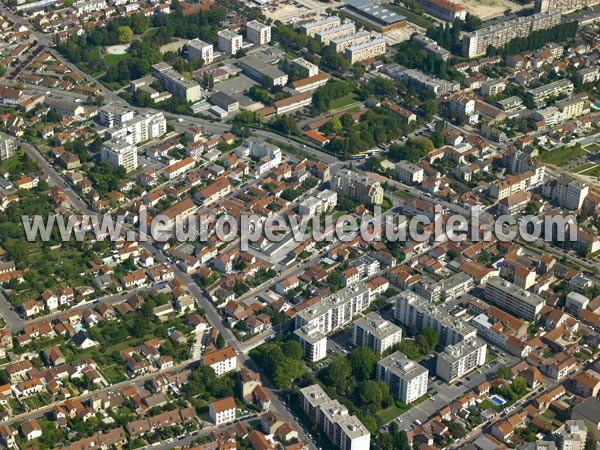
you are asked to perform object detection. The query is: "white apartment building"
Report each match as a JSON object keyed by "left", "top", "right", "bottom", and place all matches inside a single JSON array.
[
  {"left": 209, "top": 396, "right": 236, "bottom": 425},
  {"left": 395, "top": 160, "right": 424, "bottom": 184},
  {"left": 98, "top": 105, "right": 135, "bottom": 127},
  {"left": 435, "top": 337, "right": 487, "bottom": 382},
  {"left": 101, "top": 140, "right": 138, "bottom": 173},
  {"left": 104, "top": 112, "right": 167, "bottom": 146},
  {"left": 332, "top": 168, "right": 384, "bottom": 205},
  {"left": 201, "top": 347, "right": 237, "bottom": 376},
  {"left": 556, "top": 95, "right": 587, "bottom": 119},
  {"left": 461, "top": 11, "right": 561, "bottom": 58},
  {"left": 561, "top": 420, "right": 587, "bottom": 450},
  {"left": 352, "top": 312, "right": 402, "bottom": 354},
  {"left": 414, "top": 272, "right": 474, "bottom": 303},
  {"left": 298, "top": 189, "right": 338, "bottom": 216},
  {"left": 316, "top": 23, "right": 356, "bottom": 45},
  {"left": 534, "top": 107, "right": 565, "bottom": 127},
  {"left": 377, "top": 351, "right": 428, "bottom": 403},
  {"left": 542, "top": 174, "right": 589, "bottom": 210},
  {"left": 0, "top": 133, "right": 16, "bottom": 161},
  {"left": 294, "top": 325, "right": 327, "bottom": 362},
  {"left": 527, "top": 79, "right": 574, "bottom": 106},
  {"left": 291, "top": 58, "right": 319, "bottom": 77},
  {"left": 484, "top": 277, "right": 544, "bottom": 321},
  {"left": 300, "top": 16, "right": 342, "bottom": 38},
  {"left": 151, "top": 62, "right": 203, "bottom": 102},
  {"left": 218, "top": 30, "right": 243, "bottom": 56},
  {"left": 246, "top": 20, "right": 271, "bottom": 45},
  {"left": 246, "top": 140, "right": 282, "bottom": 175},
  {"left": 490, "top": 166, "right": 546, "bottom": 200},
  {"left": 295, "top": 282, "right": 372, "bottom": 335},
  {"left": 345, "top": 38, "right": 387, "bottom": 64},
  {"left": 330, "top": 30, "right": 372, "bottom": 53},
  {"left": 300, "top": 384, "right": 371, "bottom": 450},
  {"left": 394, "top": 291, "right": 477, "bottom": 346},
  {"left": 187, "top": 39, "right": 214, "bottom": 64}
]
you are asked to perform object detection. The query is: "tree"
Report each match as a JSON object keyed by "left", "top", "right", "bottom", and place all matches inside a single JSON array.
[
  {"left": 447, "top": 421, "right": 467, "bottom": 438},
  {"left": 131, "top": 14, "right": 150, "bottom": 34},
  {"left": 376, "top": 432, "right": 394, "bottom": 450},
  {"left": 319, "top": 356, "right": 353, "bottom": 394},
  {"left": 389, "top": 138, "right": 434, "bottom": 163},
  {"left": 282, "top": 341, "right": 304, "bottom": 360},
  {"left": 357, "top": 380, "right": 390, "bottom": 410},
  {"left": 511, "top": 376, "right": 527, "bottom": 397},
  {"left": 327, "top": 271, "right": 343, "bottom": 292},
  {"left": 348, "top": 347, "right": 378, "bottom": 381},
  {"left": 496, "top": 366, "right": 510, "bottom": 380},
  {"left": 464, "top": 13, "right": 483, "bottom": 31},
  {"left": 422, "top": 328, "right": 438, "bottom": 353},
  {"left": 358, "top": 414, "right": 378, "bottom": 435},
  {"left": 321, "top": 117, "right": 342, "bottom": 135},
  {"left": 216, "top": 334, "right": 225, "bottom": 349},
  {"left": 118, "top": 26, "right": 134, "bottom": 44}
]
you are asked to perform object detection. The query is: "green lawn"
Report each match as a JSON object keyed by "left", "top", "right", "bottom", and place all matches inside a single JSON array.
[
  {"left": 376, "top": 402, "right": 410, "bottom": 424},
  {"left": 104, "top": 52, "right": 131, "bottom": 68},
  {"left": 574, "top": 163, "right": 600, "bottom": 179},
  {"left": 486, "top": 350, "right": 498, "bottom": 364},
  {"left": 330, "top": 94, "right": 359, "bottom": 110},
  {"left": 395, "top": 189, "right": 416, "bottom": 200},
  {"left": 479, "top": 398, "right": 504, "bottom": 413},
  {"left": 573, "top": 162, "right": 597, "bottom": 173},
  {"left": 585, "top": 143, "right": 600, "bottom": 152},
  {"left": 539, "top": 146, "right": 587, "bottom": 165},
  {"left": 376, "top": 395, "right": 429, "bottom": 424}
]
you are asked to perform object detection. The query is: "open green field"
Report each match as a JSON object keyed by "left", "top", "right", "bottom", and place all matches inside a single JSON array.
[
  {"left": 573, "top": 162, "right": 596, "bottom": 173},
  {"left": 577, "top": 165, "right": 600, "bottom": 179},
  {"left": 104, "top": 52, "right": 131, "bottom": 68},
  {"left": 585, "top": 143, "right": 600, "bottom": 152},
  {"left": 376, "top": 401, "right": 410, "bottom": 424},
  {"left": 330, "top": 94, "right": 359, "bottom": 110},
  {"left": 539, "top": 146, "right": 587, "bottom": 165}
]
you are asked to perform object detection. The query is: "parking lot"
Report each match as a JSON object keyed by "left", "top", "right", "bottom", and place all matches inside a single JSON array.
[{"left": 391, "top": 351, "right": 519, "bottom": 431}]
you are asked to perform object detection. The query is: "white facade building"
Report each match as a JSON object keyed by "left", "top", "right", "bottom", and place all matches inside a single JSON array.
[
  {"left": 294, "top": 325, "right": 327, "bottom": 362},
  {"left": 352, "top": 312, "right": 402, "bottom": 354},
  {"left": 187, "top": 39, "right": 214, "bottom": 64},
  {"left": 246, "top": 20, "right": 271, "bottom": 45},
  {"left": 377, "top": 351, "right": 428, "bottom": 403},
  {"left": 300, "top": 384, "right": 370, "bottom": 450},
  {"left": 101, "top": 140, "right": 138, "bottom": 173},
  {"left": 218, "top": 30, "right": 243, "bottom": 56},
  {"left": 435, "top": 337, "right": 487, "bottom": 382}
]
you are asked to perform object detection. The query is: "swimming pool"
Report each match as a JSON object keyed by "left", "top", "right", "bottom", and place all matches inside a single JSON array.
[{"left": 490, "top": 395, "right": 506, "bottom": 406}]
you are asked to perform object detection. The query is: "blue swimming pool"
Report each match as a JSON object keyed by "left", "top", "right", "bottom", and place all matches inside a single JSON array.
[{"left": 490, "top": 395, "right": 506, "bottom": 406}]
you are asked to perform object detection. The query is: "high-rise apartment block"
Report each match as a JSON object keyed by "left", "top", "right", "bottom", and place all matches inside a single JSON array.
[
  {"left": 462, "top": 12, "right": 561, "bottom": 58},
  {"left": 484, "top": 277, "right": 544, "bottom": 321},
  {"left": 352, "top": 312, "right": 402, "bottom": 354},
  {"left": 246, "top": 21, "right": 271, "bottom": 45},
  {"left": 217, "top": 30, "right": 243, "bottom": 56},
  {"left": 187, "top": 39, "right": 214, "bottom": 64},
  {"left": 300, "top": 385, "right": 371, "bottom": 450},
  {"left": 377, "top": 351, "right": 429, "bottom": 403},
  {"left": 435, "top": 337, "right": 487, "bottom": 382},
  {"left": 101, "top": 140, "right": 138, "bottom": 173},
  {"left": 332, "top": 169, "right": 384, "bottom": 205}
]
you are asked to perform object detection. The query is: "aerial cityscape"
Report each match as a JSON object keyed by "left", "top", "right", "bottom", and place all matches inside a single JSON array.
[{"left": 0, "top": 0, "right": 598, "bottom": 448}]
